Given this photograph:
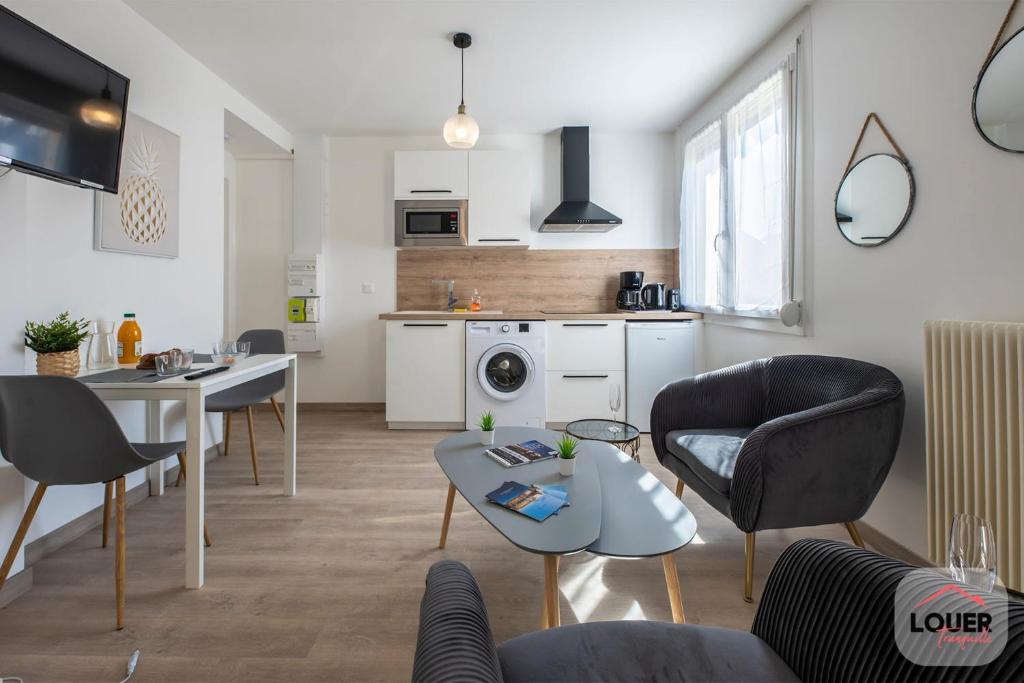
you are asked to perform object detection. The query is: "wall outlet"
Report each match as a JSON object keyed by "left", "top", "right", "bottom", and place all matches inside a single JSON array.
[{"left": 361, "top": 282, "right": 375, "bottom": 294}]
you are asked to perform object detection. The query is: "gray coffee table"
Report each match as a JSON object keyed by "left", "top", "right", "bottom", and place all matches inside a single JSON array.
[{"left": 435, "top": 427, "right": 697, "bottom": 628}]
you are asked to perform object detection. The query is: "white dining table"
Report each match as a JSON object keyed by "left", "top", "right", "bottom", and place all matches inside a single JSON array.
[{"left": 79, "top": 353, "right": 298, "bottom": 589}]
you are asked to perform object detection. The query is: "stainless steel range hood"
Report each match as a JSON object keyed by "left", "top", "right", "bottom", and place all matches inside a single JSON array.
[{"left": 540, "top": 126, "right": 622, "bottom": 233}]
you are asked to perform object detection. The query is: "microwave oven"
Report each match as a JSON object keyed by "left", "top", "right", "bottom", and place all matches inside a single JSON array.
[{"left": 395, "top": 199, "right": 468, "bottom": 247}]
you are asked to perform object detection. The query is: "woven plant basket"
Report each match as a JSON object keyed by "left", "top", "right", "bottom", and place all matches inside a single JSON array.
[{"left": 36, "top": 349, "right": 81, "bottom": 377}]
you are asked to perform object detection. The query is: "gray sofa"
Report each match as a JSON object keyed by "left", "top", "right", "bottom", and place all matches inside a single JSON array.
[
  {"left": 412, "top": 539, "right": 1024, "bottom": 682},
  {"left": 651, "top": 355, "right": 905, "bottom": 600}
]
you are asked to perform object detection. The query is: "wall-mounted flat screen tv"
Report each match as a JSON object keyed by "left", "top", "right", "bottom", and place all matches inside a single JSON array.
[{"left": 0, "top": 5, "right": 129, "bottom": 193}]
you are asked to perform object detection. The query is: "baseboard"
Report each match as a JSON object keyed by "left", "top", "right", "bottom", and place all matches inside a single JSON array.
[
  {"left": 23, "top": 444, "right": 220, "bottom": 568},
  {"left": 0, "top": 566, "right": 32, "bottom": 609},
  {"left": 388, "top": 421, "right": 464, "bottom": 430},
  {"left": 858, "top": 521, "right": 931, "bottom": 567},
  {"left": 298, "top": 402, "right": 385, "bottom": 412}
]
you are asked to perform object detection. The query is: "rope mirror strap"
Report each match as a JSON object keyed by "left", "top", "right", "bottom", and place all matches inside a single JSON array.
[
  {"left": 844, "top": 112, "right": 908, "bottom": 174},
  {"left": 986, "top": 0, "right": 1021, "bottom": 65}
]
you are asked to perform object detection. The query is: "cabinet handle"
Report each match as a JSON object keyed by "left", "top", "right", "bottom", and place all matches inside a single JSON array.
[
  {"left": 477, "top": 238, "right": 521, "bottom": 242},
  {"left": 561, "top": 323, "right": 609, "bottom": 327},
  {"left": 402, "top": 323, "right": 449, "bottom": 327},
  {"left": 562, "top": 374, "right": 609, "bottom": 379},
  {"left": 409, "top": 189, "right": 453, "bottom": 193}
]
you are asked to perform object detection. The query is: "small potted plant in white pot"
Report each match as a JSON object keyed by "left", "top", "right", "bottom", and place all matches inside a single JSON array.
[
  {"left": 478, "top": 411, "right": 496, "bottom": 445},
  {"left": 25, "top": 312, "right": 91, "bottom": 377},
  {"left": 556, "top": 435, "right": 579, "bottom": 477}
]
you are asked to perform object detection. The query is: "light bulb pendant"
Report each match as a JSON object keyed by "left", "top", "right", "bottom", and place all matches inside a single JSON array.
[{"left": 442, "top": 32, "right": 479, "bottom": 149}]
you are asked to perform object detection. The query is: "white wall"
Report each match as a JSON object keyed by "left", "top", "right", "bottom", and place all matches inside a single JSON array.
[
  {"left": 0, "top": 0, "right": 291, "bottom": 581},
  {"left": 286, "top": 131, "right": 676, "bottom": 403},
  {"left": 676, "top": 1, "right": 1024, "bottom": 559},
  {"left": 233, "top": 159, "right": 293, "bottom": 337}
]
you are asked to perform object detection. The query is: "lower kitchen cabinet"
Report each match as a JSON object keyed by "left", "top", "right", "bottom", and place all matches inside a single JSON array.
[
  {"left": 385, "top": 320, "right": 465, "bottom": 427},
  {"left": 546, "top": 370, "right": 626, "bottom": 424}
]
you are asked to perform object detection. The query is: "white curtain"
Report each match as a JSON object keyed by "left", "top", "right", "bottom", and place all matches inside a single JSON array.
[
  {"left": 679, "top": 63, "right": 792, "bottom": 316},
  {"left": 679, "top": 121, "right": 721, "bottom": 310},
  {"left": 725, "top": 67, "right": 790, "bottom": 314}
]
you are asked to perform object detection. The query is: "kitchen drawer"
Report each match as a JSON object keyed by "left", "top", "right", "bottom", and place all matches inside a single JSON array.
[
  {"left": 546, "top": 371, "right": 626, "bottom": 424},
  {"left": 386, "top": 320, "right": 465, "bottom": 424},
  {"left": 547, "top": 320, "right": 625, "bottom": 372}
]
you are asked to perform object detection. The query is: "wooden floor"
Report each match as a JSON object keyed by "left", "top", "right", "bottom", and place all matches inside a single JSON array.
[{"left": 0, "top": 406, "right": 850, "bottom": 682}]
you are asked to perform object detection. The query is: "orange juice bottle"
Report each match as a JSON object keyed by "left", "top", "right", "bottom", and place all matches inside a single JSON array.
[{"left": 117, "top": 313, "right": 142, "bottom": 365}]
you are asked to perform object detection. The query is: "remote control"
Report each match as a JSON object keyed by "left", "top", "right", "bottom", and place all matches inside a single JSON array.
[{"left": 184, "top": 366, "right": 231, "bottom": 381}]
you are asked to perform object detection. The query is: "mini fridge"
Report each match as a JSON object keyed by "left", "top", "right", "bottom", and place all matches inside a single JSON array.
[{"left": 626, "top": 321, "right": 697, "bottom": 432}]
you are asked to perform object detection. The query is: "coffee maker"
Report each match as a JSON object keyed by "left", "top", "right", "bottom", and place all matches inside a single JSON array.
[{"left": 616, "top": 271, "right": 644, "bottom": 311}]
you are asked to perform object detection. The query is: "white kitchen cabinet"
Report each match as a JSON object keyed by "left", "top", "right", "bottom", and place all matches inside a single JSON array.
[
  {"left": 546, "top": 320, "right": 626, "bottom": 426},
  {"left": 547, "top": 321, "right": 625, "bottom": 372},
  {"left": 468, "top": 151, "right": 531, "bottom": 246},
  {"left": 386, "top": 320, "right": 465, "bottom": 426},
  {"left": 394, "top": 151, "right": 468, "bottom": 199},
  {"left": 547, "top": 371, "right": 626, "bottom": 424}
]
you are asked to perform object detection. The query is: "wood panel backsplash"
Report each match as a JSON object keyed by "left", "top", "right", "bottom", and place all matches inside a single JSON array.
[{"left": 396, "top": 248, "right": 679, "bottom": 313}]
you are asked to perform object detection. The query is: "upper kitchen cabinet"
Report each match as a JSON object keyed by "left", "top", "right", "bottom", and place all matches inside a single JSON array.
[
  {"left": 394, "top": 151, "right": 469, "bottom": 199},
  {"left": 468, "top": 151, "right": 531, "bottom": 246}
]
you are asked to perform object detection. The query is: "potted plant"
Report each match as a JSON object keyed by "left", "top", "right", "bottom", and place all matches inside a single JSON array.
[
  {"left": 556, "top": 435, "right": 579, "bottom": 477},
  {"left": 25, "top": 312, "right": 91, "bottom": 377},
  {"left": 478, "top": 411, "right": 496, "bottom": 445}
]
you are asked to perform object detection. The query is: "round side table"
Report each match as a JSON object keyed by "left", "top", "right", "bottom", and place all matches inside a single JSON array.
[{"left": 564, "top": 419, "right": 642, "bottom": 462}]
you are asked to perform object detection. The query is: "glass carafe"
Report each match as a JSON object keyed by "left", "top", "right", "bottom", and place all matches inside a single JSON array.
[{"left": 87, "top": 321, "right": 117, "bottom": 370}]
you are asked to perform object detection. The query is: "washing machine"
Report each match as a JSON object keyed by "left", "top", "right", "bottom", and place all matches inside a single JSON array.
[{"left": 466, "top": 321, "right": 547, "bottom": 429}]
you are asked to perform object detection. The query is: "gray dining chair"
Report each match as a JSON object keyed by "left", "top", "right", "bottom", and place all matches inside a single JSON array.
[
  {"left": 205, "top": 329, "right": 286, "bottom": 485},
  {"left": 0, "top": 375, "right": 209, "bottom": 630}
]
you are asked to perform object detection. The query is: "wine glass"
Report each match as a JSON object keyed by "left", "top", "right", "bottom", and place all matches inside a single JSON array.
[
  {"left": 948, "top": 513, "right": 997, "bottom": 591},
  {"left": 608, "top": 384, "right": 622, "bottom": 433}
]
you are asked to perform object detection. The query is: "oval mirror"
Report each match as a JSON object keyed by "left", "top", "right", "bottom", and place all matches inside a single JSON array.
[
  {"left": 834, "top": 153, "right": 915, "bottom": 247},
  {"left": 974, "top": 26, "right": 1024, "bottom": 153}
]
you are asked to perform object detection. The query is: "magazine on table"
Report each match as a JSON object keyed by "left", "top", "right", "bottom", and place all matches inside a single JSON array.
[
  {"left": 485, "top": 481, "right": 571, "bottom": 522},
  {"left": 484, "top": 440, "right": 558, "bottom": 468}
]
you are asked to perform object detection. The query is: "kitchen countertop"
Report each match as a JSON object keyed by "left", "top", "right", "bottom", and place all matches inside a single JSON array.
[{"left": 378, "top": 310, "right": 702, "bottom": 321}]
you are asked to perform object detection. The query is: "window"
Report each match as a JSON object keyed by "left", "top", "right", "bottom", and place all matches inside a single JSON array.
[{"left": 680, "top": 60, "right": 796, "bottom": 319}]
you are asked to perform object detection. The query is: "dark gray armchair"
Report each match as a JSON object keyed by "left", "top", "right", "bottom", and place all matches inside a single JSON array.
[
  {"left": 651, "top": 355, "right": 905, "bottom": 601},
  {"left": 412, "top": 539, "right": 1024, "bottom": 682}
]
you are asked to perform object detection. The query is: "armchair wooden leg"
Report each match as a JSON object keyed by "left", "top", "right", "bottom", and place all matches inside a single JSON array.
[
  {"left": 270, "top": 396, "right": 285, "bottom": 432},
  {"left": 115, "top": 476, "right": 126, "bottom": 630},
  {"left": 222, "top": 411, "right": 232, "bottom": 456},
  {"left": 438, "top": 482, "right": 456, "bottom": 549},
  {"left": 661, "top": 552, "right": 686, "bottom": 623},
  {"left": 674, "top": 479, "right": 685, "bottom": 499},
  {"left": 176, "top": 453, "right": 212, "bottom": 548},
  {"left": 0, "top": 483, "right": 47, "bottom": 591},
  {"left": 845, "top": 521, "right": 865, "bottom": 548},
  {"left": 101, "top": 481, "right": 113, "bottom": 547},
  {"left": 245, "top": 406, "right": 261, "bottom": 486},
  {"left": 744, "top": 532, "right": 755, "bottom": 603}
]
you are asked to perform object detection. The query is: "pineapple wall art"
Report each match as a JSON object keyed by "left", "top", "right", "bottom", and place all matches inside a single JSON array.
[{"left": 94, "top": 113, "right": 180, "bottom": 258}]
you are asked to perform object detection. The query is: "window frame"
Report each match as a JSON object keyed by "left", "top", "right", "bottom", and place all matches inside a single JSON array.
[{"left": 679, "top": 33, "right": 808, "bottom": 335}]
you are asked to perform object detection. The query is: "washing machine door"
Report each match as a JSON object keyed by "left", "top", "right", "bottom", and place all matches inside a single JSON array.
[{"left": 477, "top": 343, "right": 535, "bottom": 401}]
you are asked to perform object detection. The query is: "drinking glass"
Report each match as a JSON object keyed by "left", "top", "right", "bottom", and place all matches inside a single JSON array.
[
  {"left": 948, "top": 513, "right": 997, "bottom": 591},
  {"left": 155, "top": 352, "right": 181, "bottom": 377},
  {"left": 236, "top": 341, "right": 251, "bottom": 357},
  {"left": 178, "top": 348, "right": 195, "bottom": 371},
  {"left": 608, "top": 384, "right": 622, "bottom": 433}
]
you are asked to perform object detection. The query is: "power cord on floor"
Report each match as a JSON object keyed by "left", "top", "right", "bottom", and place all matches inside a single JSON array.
[{"left": 0, "top": 649, "right": 138, "bottom": 683}]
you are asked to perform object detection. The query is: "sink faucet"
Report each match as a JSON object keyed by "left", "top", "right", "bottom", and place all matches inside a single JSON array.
[{"left": 431, "top": 279, "right": 458, "bottom": 312}]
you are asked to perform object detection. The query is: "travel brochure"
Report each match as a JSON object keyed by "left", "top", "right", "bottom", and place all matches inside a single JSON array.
[
  {"left": 483, "top": 439, "right": 558, "bottom": 468},
  {"left": 485, "top": 481, "right": 571, "bottom": 522}
]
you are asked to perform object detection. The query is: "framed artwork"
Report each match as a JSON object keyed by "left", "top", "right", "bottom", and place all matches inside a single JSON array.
[{"left": 94, "top": 112, "right": 180, "bottom": 258}]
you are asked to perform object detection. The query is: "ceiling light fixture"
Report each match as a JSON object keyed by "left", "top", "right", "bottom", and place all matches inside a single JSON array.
[{"left": 442, "top": 32, "right": 479, "bottom": 149}]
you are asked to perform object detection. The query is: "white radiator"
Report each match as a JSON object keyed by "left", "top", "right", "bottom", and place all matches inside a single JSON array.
[{"left": 924, "top": 320, "right": 1023, "bottom": 592}]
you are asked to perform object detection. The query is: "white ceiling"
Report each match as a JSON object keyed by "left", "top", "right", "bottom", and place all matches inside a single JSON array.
[{"left": 127, "top": 0, "right": 806, "bottom": 135}]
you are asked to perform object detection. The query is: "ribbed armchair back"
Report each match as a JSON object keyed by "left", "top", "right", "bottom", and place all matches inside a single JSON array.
[{"left": 762, "top": 355, "right": 903, "bottom": 422}]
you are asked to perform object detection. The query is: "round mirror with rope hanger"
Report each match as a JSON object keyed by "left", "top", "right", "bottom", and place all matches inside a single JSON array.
[{"left": 973, "top": 0, "right": 1024, "bottom": 152}]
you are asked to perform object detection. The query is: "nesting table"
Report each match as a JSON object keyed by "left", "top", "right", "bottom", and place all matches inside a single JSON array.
[
  {"left": 434, "top": 427, "right": 697, "bottom": 628},
  {"left": 565, "top": 418, "right": 642, "bottom": 462}
]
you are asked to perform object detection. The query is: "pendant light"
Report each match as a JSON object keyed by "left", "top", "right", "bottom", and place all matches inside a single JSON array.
[
  {"left": 81, "top": 74, "right": 122, "bottom": 130},
  {"left": 443, "top": 32, "right": 479, "bottom": 149}
]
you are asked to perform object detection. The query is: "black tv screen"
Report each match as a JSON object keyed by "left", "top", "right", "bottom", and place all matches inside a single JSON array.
[{"left": 0, "top": 6, "right": 129, "bottom": 193}]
